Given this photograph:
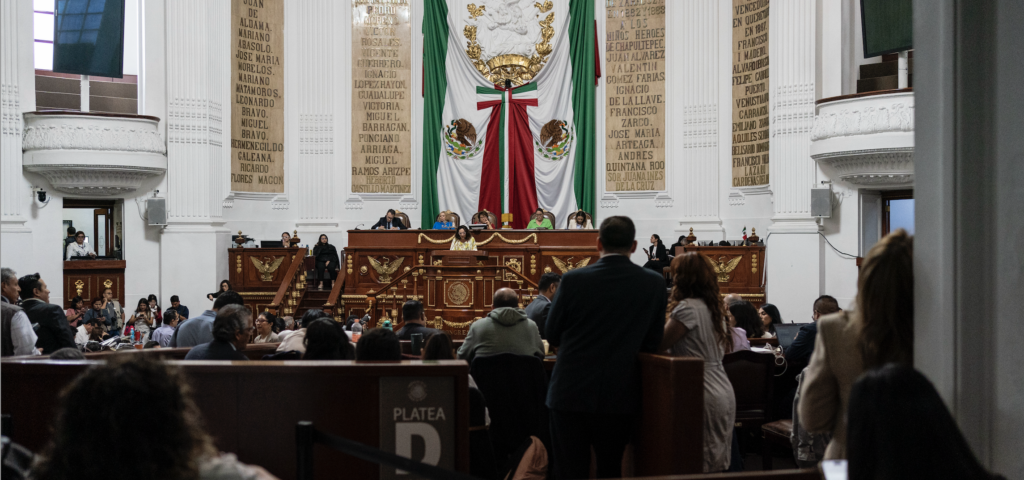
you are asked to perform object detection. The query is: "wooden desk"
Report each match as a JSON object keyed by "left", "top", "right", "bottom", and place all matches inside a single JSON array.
[
  {"left": 228, "top": 247, "right": 306, "bottom": 314},
  {"left": 338, "top": 230, "right": 599, "bottom": 338},
  {"left": 63, "top": 260, "right": 126, "bottom": 308},
  {"left": 676, "top": 245, "right": 767, "bottom": 306}
]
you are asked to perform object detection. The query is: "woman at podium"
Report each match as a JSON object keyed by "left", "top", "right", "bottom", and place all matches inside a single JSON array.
[{"left": 450, "top": 226, "right": 477, "bottom": 251}]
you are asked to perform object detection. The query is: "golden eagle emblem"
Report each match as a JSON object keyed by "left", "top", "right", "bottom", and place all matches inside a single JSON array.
[
  {"left": 250, "top": 256, "right": 285, "bottom": 282},
  {"left": 368, "top": 256, "right": 405, "bottom": 283},
  {"left": 551, "top": 256, "right": 591, "bottom": 273},
  {"left": 702, "top": 255, "right": 744, "bottom": 283}
]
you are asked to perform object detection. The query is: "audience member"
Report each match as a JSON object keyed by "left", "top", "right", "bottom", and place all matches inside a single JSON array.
[
  {"left": 184, "top": 305, "right": 253, "bottom": 361},
  {"left": 30, "top": 356, "right": 277, "bottom": 480},
  {"left": 169, "top": 295, "right": 190, "bottom": 319},
  {"left": 1, "top": 301, "right": 38, "bottom": 357},
  {"left": 83, "top": 297, "right": 111, "bottom": 331},
  {"left": 151, "top": 309, "right": 179, "bottom": 347},
  {"left": 302, "top": 318, "right": 355, "bottom": 360},
  {"left": 1, "top": 267, "right": 21, "bottom": 304},
  {"left": 729, "top": 301, "right": 764, "bottom": 339},
  {"left": 545, "top": 216, "right": 666, "bottom": 479},
  {"left": 356, "top": 328, "right": 401, "bottom": 361},
  {"left": 65, "top": 296, "right": 85, "bottom": 327},
  {"left": 394, "top": 300, "right": 440, "bottom": 340},
  {"left": 281, "top": 315, "right": 295, "bottom": 331},
  {"left": 759, "top": 303, "right": 782, "bottom": 337},
  {"left": 785, "top": 295, "right": 841, "bottom": 364},
  {"left": 100, "top": 287, "right": 124, "bottom": 333},
  {"left": 18, "top": 273, "right": 75, "bottom": 354},
  {"left": 207, "top": 280, "right": 231, "bottom": 301},
  {"left": 74, "top": 320, "right": 98, "bottom": 347},
  {"left": 457, "top": 288, "right": 543, "bottom": 364},
  {"left": 846, "top": 364, "right": 1003, "bottom": 480},
  {"left": 144, "top": 340, "right": 160, "bottom": 349},
  {"left": 524, "top": 272, "right": 560, "bottom": 339},
  {"left": 64, "top": 231, "right": 96, "bottom": 260},
  {"left": 49, "top": 347, "right": 85, "bottom": 360},
  {"left": 171, "top": 291, "right": 244, "bottom": 348},
  {"left": 725, "top": 303, "right": 750, "bottom": 352},
  {"left": 63, "top": 225, "right": 77, "bottom": 252},
  {"left": 128, "top": 298, "right": 155, "bottom": 341},
  {"left": 659, "top": 253, "right": 735, "bottom": 472},
  {"left": 799, "top": 229, "right": 914, "bottom": 460},
  {"left": 254, "top": 312, "right": 281, "bottom": 343},
  {"left": 278, "top": 309, "right": 327, "bottom": 354},
  {"left": 421, "top": 331, "right": 455, "bottom": 360},
  {"left": 723, "top": 293, "right": 744, "bottom": 307},
  {"left": 372, "top": 209, "right": 407, "bottom": 230},
  {"left": 148, "top": 294, "right": 163, "bottom": 327}
]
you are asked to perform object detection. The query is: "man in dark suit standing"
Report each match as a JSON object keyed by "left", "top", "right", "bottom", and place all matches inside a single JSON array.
[
  {"left": 524, "top": 272, "right": 560, "bottom": 339},
  {"left": 371, "top": 209, "right": 408, "bottom": 230},
  {"left": 18, "top": 273, "right": 76, "bottom": 354},
  {"left": 545, "top": 216, "right": 666, "bottom": 479},
  {"left": 183, "top": 304, "right": 252, "bottom": 361}
]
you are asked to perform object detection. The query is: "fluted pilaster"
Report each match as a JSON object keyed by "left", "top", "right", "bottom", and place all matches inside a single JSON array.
[{"left": 296, "top": 0, "right": 335, "bottom": 223}]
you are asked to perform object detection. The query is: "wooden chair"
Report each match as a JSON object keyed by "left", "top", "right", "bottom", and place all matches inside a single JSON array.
[
  {"left": 393, "top": 210, "right": 412, "bottom": 229},
  {"left": 723, "top": 349, "right": 777, "bottom": 470},
  {"left": 443, "top": 210, "right": 461, "bottom": 228},
  {"left": 761, "top": 419, "right": 794, "bottom": 470},
  {"left": 565, "top": 210, "right": 593, "bottom": 229},
  {"left": 474, "top": 210, "right": 498, "bottom": 228},
  {"left": 538, "top": 210, "right": 556, "bottom": 228}
]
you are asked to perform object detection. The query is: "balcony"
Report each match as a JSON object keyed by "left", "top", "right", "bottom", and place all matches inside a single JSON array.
[
  {"left": 21, "top": 111, "right": 166, "bottom": 196},
  {"left": 810, "top": 89, "right": 914, "bottom": 187}
]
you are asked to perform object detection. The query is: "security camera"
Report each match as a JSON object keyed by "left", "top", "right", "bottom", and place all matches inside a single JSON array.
[{"left": 34, "top": 188, "right": 47, "bottom": 202}]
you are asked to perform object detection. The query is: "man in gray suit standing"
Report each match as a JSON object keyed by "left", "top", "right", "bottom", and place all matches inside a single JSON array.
[{"left": 524, "top": 272, "right": 560, "bottom": 339}]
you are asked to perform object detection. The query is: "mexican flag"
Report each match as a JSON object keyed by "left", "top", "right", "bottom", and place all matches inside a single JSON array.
[{"left": 421, "top": 0, "right": 596, "bottom": 229}]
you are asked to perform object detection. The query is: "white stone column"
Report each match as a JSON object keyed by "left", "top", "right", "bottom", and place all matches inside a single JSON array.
[
  {"left": 672, "top": 0, "right": 723, "bottom": 239},
  {"left": 0, "top": 0, "right": 33, "bottom": 232},
  {"left": 295, "top": 0, "right": 337, "bottom": 239},
  {"left": 161, "top": 0, "right": 230, "bottom": 308},
  {"left": 765, "top": 0, "right": 822, "bottom": 317}
]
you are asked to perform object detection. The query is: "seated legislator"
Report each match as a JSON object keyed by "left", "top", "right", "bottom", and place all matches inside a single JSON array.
[
  {"left": 312, "top": 234, "right": 340, "bottom": 290},
  {"left": 432, "top": 212, "right": 455, "bottom": 230},
  {"left": 567, "top": 210, "right": 594, "bottom": 229},
  {"left": 371, "top": 209, "right": 407, "bottom": 230},
  {"left": 65, "top": 231, "right": 97, "bottom": 260},
  {"left": 395, "top": 300, "right": 440, "bottom": 340},
  {"left": 281, "top": 231, "right": 291, "bottom": 246},
  {"left": 457, "top": 288, "right": 544, "bottom": 365},
  {"left": 19, "top": 273, "right": 76, "bottom": 354},
  {"left": 725, "top": 302, "right": 751, "bottom": 352},
  {"left": 183, "top": 304, "right": 252, "bottom": 361},
  {"left": 150, "top": 309, "right": 179, "bottom": 347},
  {"left": 526, "top": 208, "right": 553, "bottom": 230},
  {"left": 253, "top": 311, "right": 281, "bottom": 343},
  {"left": 472, "top": 211, "right": 496, "bottom": 229},
  {"left": 450, "top": 225, "right": 477, "bottom": 251}
]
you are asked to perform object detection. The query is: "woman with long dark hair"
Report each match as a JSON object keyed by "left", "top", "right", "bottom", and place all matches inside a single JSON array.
[
  {"left": 643, "top": 234, "right": 670, "bottom": 273},
  {"left": 127, "top": 298, "right": 154, "bottom": 342},
  {"left": 313, "top": 234, "right": 340, "bottom": 290},
  {"left": 450, "top": 225, "right": 477, "bottom": 251},
  {"left": 847, "top": 364, "right": 1003, "bottom": 480},
  {"left": 799, "top": 229, "right": 914, "bottom": 460},
  {"left": 147, "top": 294, "right": 163, "bottom": 328},
  {"left": 729, "top": 301, "right": 764, "bottom": 339},
  {"left": 65, "top": 296, "right": 85, "bottom": 327},
  {"left": 207, "top": 280, "right": 231, "bottom": 301},
  {"left": 659, "top": 253, "right": 735, "bottom": 472},
  {"left": 254, "top": 311, "right": 281, "bottom": 344},
  {"left": 303, "top": 318, "right": 355, "bottom": 360},
  {"left": 758, "top": 303, "right": 782, "bottom": 337}
]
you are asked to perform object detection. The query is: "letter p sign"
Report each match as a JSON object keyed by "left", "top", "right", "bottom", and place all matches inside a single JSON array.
[{"left": 395, "top": 422, "right": 441, "bottom": 475}]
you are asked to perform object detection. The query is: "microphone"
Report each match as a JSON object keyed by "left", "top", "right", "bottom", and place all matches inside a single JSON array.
[{"left": 355, "top": 224, "right": 365, "bottom": 230}]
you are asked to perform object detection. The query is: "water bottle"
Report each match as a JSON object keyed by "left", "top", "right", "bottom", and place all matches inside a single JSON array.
[
  {"left": 127, "top": 325, "right": 134, "bottom": 340},
  {"left": 351, "top": 320, "right": 362, "bottom": 342}
]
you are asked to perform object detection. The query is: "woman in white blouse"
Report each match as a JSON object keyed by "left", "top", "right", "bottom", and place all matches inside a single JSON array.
[
  {"left": 450, "top": 226, "right": 477, "bottom": 251},
  {"left": 65, "top": 231, "right": 96, "bottom": 260}
]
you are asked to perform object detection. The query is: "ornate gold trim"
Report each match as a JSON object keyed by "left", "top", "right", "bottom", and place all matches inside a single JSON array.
[
  {"left": 238, "top": 291, "right": 276, "bottom": 297},
  {"left": 463, "top": 4, "right": 554, "bottom": 86},
  {"left": 418, "top": 233, "right": 456, "bottom": 244},
  {"left": 477, "top": 233, "right": 537, "bottom": 245}
]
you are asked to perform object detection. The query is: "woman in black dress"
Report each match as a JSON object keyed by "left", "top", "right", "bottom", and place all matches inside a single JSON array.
[
  {"left": 313, "top": 234, "right": 340, "bottom": 290},
  {"left": 643, "top": 234, "right": 670, "bottom": 273}
]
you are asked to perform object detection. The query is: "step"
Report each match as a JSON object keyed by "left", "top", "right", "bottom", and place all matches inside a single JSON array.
[
  {"left": 859, "top": 59, "right": 914, "bottom": 81},
  {"left": 856, "top": 74, "right": 913, "bottom": 94}
]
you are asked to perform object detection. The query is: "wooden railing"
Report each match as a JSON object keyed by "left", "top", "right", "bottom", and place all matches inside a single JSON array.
[
  {"left": 323, "top": 252, "right": 347, "bottom": 321},
  {"left": 268, "top": 250, "right": 307, "bottom": 317}
]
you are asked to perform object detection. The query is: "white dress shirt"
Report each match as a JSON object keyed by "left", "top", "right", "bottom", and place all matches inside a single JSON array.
[
  {"left": 65, "top": 242, "right": 94, "bottom": 260},
  {"left": 11, "top": 310, "right": 40, "bottom": 355}
]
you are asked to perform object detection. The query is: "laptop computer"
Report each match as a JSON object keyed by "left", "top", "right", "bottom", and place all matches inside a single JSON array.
[
  {"left": 261, "top": 240, "right": 285, "bottom": 248},
  {"left": 775, "top": 323, "right": 810, "bottom": 350}
]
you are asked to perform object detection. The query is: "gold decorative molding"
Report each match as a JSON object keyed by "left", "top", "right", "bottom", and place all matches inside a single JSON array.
[
  {"left": 238, "top": 291, "right": 276, "bottom": 297},
  {"left": 102, "top": 279, "right": 113, "bottom": 289},
  {"left": 445, "top": 280, "right": 473, "bottom": 307},
  {"left": 368, "top": 256, "right": 404, "bottom": 283},
  {"left": 418, "top": 233, "right": 456, "bottom": 244},
  {"left": 236, "top": 254, "right": 243, "bottom": 274},
  {"left": 250, "top": 256, "right": 285, "bottom": 282},
  {"left": 503, "top": 256, "right": 524, "bottom": 281},
  {"left": 477, "top": 233, "right": 537, "bottom": 245},
  {"left": 551, "top": 256, "right": 591, "bottom": 273},
  {"left": 74, "top": 280, "right": 84, "bottom": 297},
  {"left": 463, "top": 4, "right": 554, "bottom": 86},
  {"left": 702, "top": 254, "right": 743, "bottom": 283}
]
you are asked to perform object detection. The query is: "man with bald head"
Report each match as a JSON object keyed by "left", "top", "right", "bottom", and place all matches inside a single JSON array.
[
  {"left": 456, "top": 288, "right": 544, "bottom": 364},
  {"left": 724, "top": 293, "right": 744, "bottom": 306}
]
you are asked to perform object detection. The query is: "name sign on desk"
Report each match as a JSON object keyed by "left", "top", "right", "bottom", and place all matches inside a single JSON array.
[{"left": 379, "top": 376, "right": 454, "bottom": 479}]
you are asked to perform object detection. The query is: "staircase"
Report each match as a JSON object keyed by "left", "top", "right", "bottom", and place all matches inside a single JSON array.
[
  {"left": 293, "top": 286, "right": 332, "bottom": 320},
  {"left": 857, "top": 51, "right": 913, "bottom": 93}
]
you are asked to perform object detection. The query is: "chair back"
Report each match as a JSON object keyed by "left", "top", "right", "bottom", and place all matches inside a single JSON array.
[
  {"left": 723, "top": 350, "right": 776, "bottom": 425},
  {"left": 475, "top": 210, "right": 497, "bottom": 227},
  {"left": 394, "top": 210, "right": 412, "bottom": 229},
  {"left": 468, "top": 387, "right": 498, "bottom": 479},
  {"left": 565, "top": 210, "right": 592, "bottom": 228},
  {"left": 538, "top": 210, "right": 556, "bottom": 227},
  {"left": 470, "top": 353, "right": 549, "bottom": 471},
  {"left": 442, "top": 211, "right": 461, "bottom": 228}
]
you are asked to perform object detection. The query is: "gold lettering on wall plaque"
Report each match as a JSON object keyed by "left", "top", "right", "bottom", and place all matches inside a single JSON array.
[
  {"left": 604, "top": 0, "right": 666, "bottom": 192},
  {"left": 351, "top": 0, "right": 412, "bottom": 194},
  {"left": 230, "top": 0, "right": 286, "bottom": 193},
  {"left": 731, "top": 0, "right": 769, "bottom": 187}
]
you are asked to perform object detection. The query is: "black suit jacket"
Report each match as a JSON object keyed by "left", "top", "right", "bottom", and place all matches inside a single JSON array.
[
  {"left": 545, "top": 255, "right": 666, "bottom": 414},
  {"left": 21, "top": 299, "right": 76, "bottom": 354},
  {"left": 371, "top": 217, "right": 407, "bottom": 230},
  {"left": 784, "top": 322, "right": 818, "bottom": 364},
  {"left": 183, "top": 339, "right": 249, "bottom": 361},
  {"left": 524, "top": 295, "right": 551, "bottom": 340}
]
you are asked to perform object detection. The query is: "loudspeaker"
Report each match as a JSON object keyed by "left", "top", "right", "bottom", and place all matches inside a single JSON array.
[
  {"left": 147, "top": 198, "right": 167, "bottom": 225},
  {"left": 811, "top": 188, "right": 832, "bottom": 218}
]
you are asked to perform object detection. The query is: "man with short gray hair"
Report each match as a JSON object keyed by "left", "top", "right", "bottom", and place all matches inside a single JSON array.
[
  {"left": 1, "top": 267, "right": 39, "bottom": 356},
  {"left": 183, "top": 304, "right": 252, "bottom": 361},
  {"left": 1, "top": 268, "right": 19, "bottom": 304},
  {"left": 456, "top": 288, "right": 544, "bottom": 364}
]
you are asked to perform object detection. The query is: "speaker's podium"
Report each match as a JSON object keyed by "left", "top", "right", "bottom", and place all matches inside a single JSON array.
[{"left": 430, "top": 250, "right": 488, "bottom": 265}]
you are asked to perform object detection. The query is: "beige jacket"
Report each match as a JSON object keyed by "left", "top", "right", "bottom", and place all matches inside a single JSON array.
[{"left": 797, "top": 310, "right": 864, "bottom": 460}]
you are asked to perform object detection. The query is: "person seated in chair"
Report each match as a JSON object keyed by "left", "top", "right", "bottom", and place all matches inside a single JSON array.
[
  {"left": 371, "top": 209, "right": 407, "bottom": 230},
  {"left": 312, "top": 234, "right": 340, "bottom": 290},
  {"left": 432, "top": 212, "right": 455, "bottom": 230},
  {"left": 183, "top": 305, "right": 252, "bottom": 361},
  {"left": 457, "top": 288, "right": 544, "bottom": 365},
  {"left": 472, "top": 211, "right": 496, "bottom": 229},
  {"left": 526, "top": 208, "right": 553, "bottom": 230},
  {"left": 395, "top": 300, "right": 440, "bottom": 340},
  {"left": 568, "top": 210, "right": 593, "bottom": 229},
  {"left": 355, "top": 328, "right": 402, "bottom": 361},
  {"left": 65, "top": 231, "right": 97, "bottom": 260}
]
